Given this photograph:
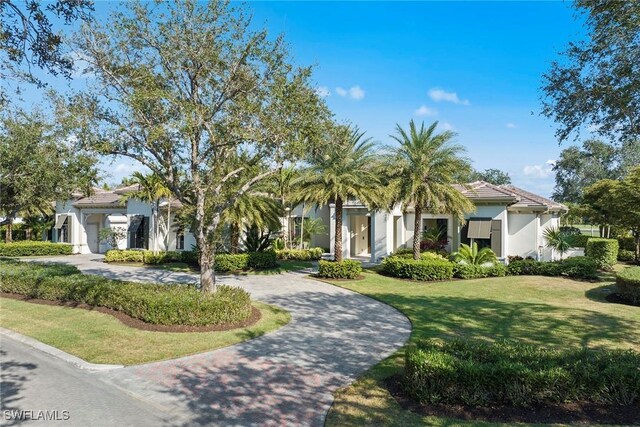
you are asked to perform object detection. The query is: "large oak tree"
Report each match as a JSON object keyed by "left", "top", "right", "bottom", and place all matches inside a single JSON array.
[{"left": 56, "top": 0, "right": 330, "bottom": 292}]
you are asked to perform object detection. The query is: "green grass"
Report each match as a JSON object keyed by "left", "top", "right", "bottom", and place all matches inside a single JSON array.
[
  {"left": 110, "top": 259, "right": 314, "bottom": 275},
  {"left": 0, "top": 299, "right": 290, "bottom": 365},
  {"left": 324, "top": 271, "right": 640, "bottom": 427}
]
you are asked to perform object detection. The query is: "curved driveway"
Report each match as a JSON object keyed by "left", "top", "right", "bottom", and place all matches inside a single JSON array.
[{"left": 4, "top": 255, "right": 411, "bottom": 426}]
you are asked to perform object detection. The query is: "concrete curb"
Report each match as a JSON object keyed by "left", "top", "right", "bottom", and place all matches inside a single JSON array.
[{"left": 0, "top": 327, "right": 124, "bottom": 371}]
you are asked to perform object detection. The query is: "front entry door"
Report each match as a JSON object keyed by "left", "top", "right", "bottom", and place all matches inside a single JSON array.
[{"left": 86, "top": 223, "right": 99, "bottom": 253}]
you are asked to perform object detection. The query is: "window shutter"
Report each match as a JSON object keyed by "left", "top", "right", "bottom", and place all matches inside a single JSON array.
[
  {"left": 143, "top": 216, "right": 150, "bottom": 249},
  {"left": 491, "top": 220, "right": 502, "bottom": 257}
]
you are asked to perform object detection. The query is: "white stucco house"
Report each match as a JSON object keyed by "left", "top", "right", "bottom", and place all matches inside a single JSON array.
[{"left": 53, "top": 181, "right": 567, "bottom": 262}]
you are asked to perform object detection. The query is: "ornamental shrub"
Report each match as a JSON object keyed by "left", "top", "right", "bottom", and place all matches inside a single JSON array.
[
  {"left": 567, "top": 234, "right": 590, "bottom": 248},
  {"left": 104, "top": 249, "right": 144, "bottom": 263},
  {"left": 618, "top": 237, "right": 636, "bottom": 252},
  {"left": 0, "top": 241, "right": 73, "bottom": 256},
  {"left": 403, "top": 339, "right": 640, "bottom": 407},
  {"left": 453, "top": 262, "right": 507, "bottom": 279},
  {"left": 246, "top": 251, "right": 278, "bottom": 270},
  {"left": 276, "top": 248, "right": 323, "bottom": 261},
  {"left": 586, "top": 238, "right": 618, "bottom": 270},
  {"left": 616, "top": 267, "right": 640, "bottom": 304},
  {"left": 317, "top": 260, "right": 362, "bottom": 279},
  {"left": 381, "top": 257, "right": 454, "bottom": 281},
  {"left": 0, "top": 260, "right": 252, "bottom": 326},
  {"left": 507, "top": 257, "right": 597, "bottom": 279},
  {"left": 618, "top": 249, "right": 636, "bottom": 263},
  {"left": 143, "top": 251, "right": 183, "bottom": 264}
]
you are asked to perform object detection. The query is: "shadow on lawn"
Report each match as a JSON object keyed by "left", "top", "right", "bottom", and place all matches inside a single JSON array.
[{"left": 118, "top": 288, "right": 639, "bottom": 426}]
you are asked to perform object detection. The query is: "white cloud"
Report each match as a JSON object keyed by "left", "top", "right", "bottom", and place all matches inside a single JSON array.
[
  {"left": 316, "top": 86, "right": 330, "bottom": 98},
  {"left": 428, "top": 88, "right": 470, "bottom": 105},
  {"left": 506, "top": 123, "right": 517, "bottom": 129},
  {"left": 440, "top": 121, "right": 455, "bottom": 131},
  {"left": 523, "top": 160, "right": 556, "bottom": 178},
  {"left": 415, "top": 105, "right": 438, "bottom": 117},
  {"left": 335, "top": 85, "right": 365, "bottom": 100}
]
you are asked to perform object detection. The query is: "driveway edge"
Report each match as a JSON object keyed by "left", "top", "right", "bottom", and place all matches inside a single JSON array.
[{"left": 0, "top": 327, "right": 124, "bottom": 371}]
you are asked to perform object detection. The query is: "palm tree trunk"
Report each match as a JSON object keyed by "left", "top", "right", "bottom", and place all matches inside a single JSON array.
[
  {"left": 413, "top": 204, "right": 422, "bottom": 260},
  {"left": 334, "top": 197, "right": 343, "bottom": 262},
  {"left": 230, "top": 223, "right": 240, "bottom": 253},
  {"left": 165, "top": 198, "right": 171, "bottom": 251},
  {"left": 300, "top": 202, "right": 305, "bottom": 248},
  {"left": 5, "top": 217, "right": 12, "bottom": 243}
]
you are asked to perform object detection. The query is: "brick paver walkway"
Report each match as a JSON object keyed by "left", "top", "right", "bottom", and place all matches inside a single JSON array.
[{"left": 22, "top": 255, "right": 411, "bottom": 426}]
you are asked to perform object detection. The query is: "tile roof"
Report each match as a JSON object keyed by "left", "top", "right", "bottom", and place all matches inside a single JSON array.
[
  {"left": 73, "top": 191, "right": 123, "bottom": 207},
  {"left": 452, "top": 181, "right": 519, "bottom": 201},
  {"left": 499, "top": 184, "right": 568, "bottom": 211}
]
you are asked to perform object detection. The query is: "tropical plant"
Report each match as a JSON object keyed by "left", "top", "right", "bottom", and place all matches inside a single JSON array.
[
  {"left": 451, "top": 243, "right": 497, "bottom": 265},
  {"left": 119, "top": 172, "right": 172, "bottom": 254},
  {"left": 243, "top": 224, "right": 277, "bottom": 253},
  {"left": 543, "top": 227, "right": 573, "bottom": 261},
  {"left": 298, "top": 126, "right": 385, "bottom": 262},
  {"left": 272, "top": 166, "right": 302, "bottom": 249},
  {"left": 222, "top": 192, "right": 281, "bottom": 253},
  {"left": 389, "top": 120, "right": 475, "bottom": 260},
  {"left": 421, "top": 226, "right": 447, "bottom": 251},
  {"left": 98, "top": 227, "right": 127, "bottom": 249},
  {"left": 301, "top": 217, "right": 327, "bottom": 247}
]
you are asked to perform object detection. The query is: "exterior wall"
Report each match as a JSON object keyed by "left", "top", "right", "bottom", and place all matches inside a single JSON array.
[
  {"left": 539, "top": 212, "right": 562, "bottom": 261},
  {"left": 463, "top": 205, "right": 509, "bottom": 259},
  {"left": 507, "top": 212, "right": 538, "bottom": 259},
  {"left": 54, "top": 200, "right": 82, "bottom": 253}
]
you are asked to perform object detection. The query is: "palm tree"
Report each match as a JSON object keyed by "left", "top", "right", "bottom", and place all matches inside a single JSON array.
[
  {"left": 543, "top": 227, "right": 572, "bottom": 261},
  {"left": 451, "top": 242, "right": 497, "bottom": 265},
  {"left": 119, "top": 172, "right": 172, "bottom": 253},
  {"left": 272, "top": 165, "right": 301, "bottom": 249},
  {"left": 389, "top": 120, "right": 475, "bottom": 260},
  {"left": 298, "top": 126, "right": 384, "bottom": 262},
  {"left": 222, "top": 192, "right": 281, "bottom": 253}
]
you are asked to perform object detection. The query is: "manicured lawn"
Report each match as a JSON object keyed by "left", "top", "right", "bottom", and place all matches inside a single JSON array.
[
  {"left": 324, "top": 271, "right": 640, "bottom": 427},
  {"left": 0, "top": 299, "right": 290, "bottom": 365},
  {"left": 110, "top": 259, "right": 315, "bottom": 275}
]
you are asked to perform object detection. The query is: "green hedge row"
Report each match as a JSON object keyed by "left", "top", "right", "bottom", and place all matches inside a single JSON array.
[
  {"left": 0, "top": 241, "right": 73, "bottom": 256},
  {"left": 404, "top": 339, "right": 640, "bottom": 407},
  {"left": 586, "top": 238, "right": 618, "bottom": 270},
  {"left": 619, "top": 237, "right": 636, "bottom": 252},
  {"left": 317, "top": 260, "right": 362, "bottom": 279},
  {"left": 104, "top": 249, "right": 278, "bottom": 271},
  {"left": 0, "top": 260, "right": 252, "bottom": 326},
  {"left": 617, "top": 267, "right": 640, "bottom": 304},
  {"left": 567, "top": 234, "right": 590, "bottom": 248},
  {"left": 619, "top": 249, "right": 637, "bottom": 263},
  {"left": 275, "top": 248, "right": 323, "bottom": 261},
  {"left": 382, "top": 257, "right": 454, "bottom": 281},
  {"left": 453, "top": 263, "right": 507, "bottom": 279},
  {"left": 506, "top": 257, "right": 598, "bottom": 279}
]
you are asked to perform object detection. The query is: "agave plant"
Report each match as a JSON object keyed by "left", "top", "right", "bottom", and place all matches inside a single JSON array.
[
  {"left": 543, "top": 227, "right": 572, "bottom": 261},
  {"left": 451, "top": 242, "right": 497, "bottom": 265}
]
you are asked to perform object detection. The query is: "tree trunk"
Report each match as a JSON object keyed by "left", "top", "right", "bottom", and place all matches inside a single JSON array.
[
  {"left": 196, "top": 193, "right": 216, "bottom": 293},
  {"left": 334, "top": 197, "right": 343, "bottom": 262},
  {"left": 154, "top": 200, "right": 160, "bottom": 254},
  {"left": 5, "top": 217, "right": 12, "bottom": 243},
  {"left": 300, "top": 202, "right": 305, "bottom": 248},
  {"left": 230, "top": 223, "right": 240, "bottom": 253},
  {"left": 413, "top": 204, "right": 422, "bottom": 260}
]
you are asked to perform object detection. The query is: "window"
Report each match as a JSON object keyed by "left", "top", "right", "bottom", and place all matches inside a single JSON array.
[
  {"left": 289, "top": 217, "right": 308, "bottom": 240},
  {"left": 176, "top": 232, "right": 184, "bottom": 250},
  {"left": 461, "top": 218, "right": 502, "bottom": 256},
  {"left": 54, "top": 215, "right": 69, "bottom": 243},
  {"left": 128, "top": 215, "right": 149, "bottom": 249}
]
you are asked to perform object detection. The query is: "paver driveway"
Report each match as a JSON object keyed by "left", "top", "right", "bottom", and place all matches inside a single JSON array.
[{"left": 5, "top": 255, "right": 411, "bottom": 426}]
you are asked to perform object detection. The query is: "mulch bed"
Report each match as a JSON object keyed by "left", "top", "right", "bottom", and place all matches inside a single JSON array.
[
  {"left": 384, "top": 374, "right": 640, "bottom": 425},
  {"left": 312, "top": 274, "right": 366, "bottom": 282},
  {"left": 0, "top": 292, "right": 261, "bottom": 333},
  {"left": 605, "top": 292, "right": 640, "bottom": 307}
]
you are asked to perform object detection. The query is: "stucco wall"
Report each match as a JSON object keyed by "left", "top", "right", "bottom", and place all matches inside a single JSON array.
[{"left": 507, "top": 212, "right": 538, "bottom": 259}]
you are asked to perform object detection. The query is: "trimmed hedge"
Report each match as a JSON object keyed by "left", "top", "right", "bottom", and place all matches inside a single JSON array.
[
  {"left": 586, "top": 238, "right": 618, "bottom": 270},
  {"left": 382, "top": 257, "right": 454, "bottom": 281},
  {"left": 391, "top": 251, "right": 448, "bottom": 262},
  {"left": 617, "top": 267, "right": 640, "bottom": 304},
  {"left": 619, "top": 249, "right": 637, "bottom": 263},
  {"left": 0, "top": 260, "right": 252, "bottom": 326},
  {"left": 317, "top": 260, "right": 362, "bottom": 279},
  {"left": 104, "top": 249, "right": 144, "bottom": 263},
  {"left": 619, "top": 237, "right": 636, "bottom": 252},
  {"left": 104, "top": 249, "right": 278, "bottom": 271},
  {"left": 453, "top": 263, "right": 507, "bottom": 279},
  {"left": 567, "top": 234, "right": 590, "bottom": 248},
  {"left": 507, "top": 257, "right": 598, "bottom": 279},
  {"left": 404, "top": 339, "right": 640, "bottom": 407},
  {"left": 276, "top": 248, "right": 323, "bottom": 261},
  {"left": 0, "top": 241, "right": 73, "bottom": 256}
]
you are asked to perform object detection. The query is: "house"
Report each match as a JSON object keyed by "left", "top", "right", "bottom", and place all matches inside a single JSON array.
[
  {"left": 286, "top": 181, "right": 568, "bottom": 262},
  {"left": 53, "top": 186, "right": 194, "bottom": 254},
  {"left": 54, "top": 181, "right": 567, "bottom": 262}
]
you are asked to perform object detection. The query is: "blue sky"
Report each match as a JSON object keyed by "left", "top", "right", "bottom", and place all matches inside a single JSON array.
[{"left": 10, "top": 1, "right": 589, "bottom": 196}]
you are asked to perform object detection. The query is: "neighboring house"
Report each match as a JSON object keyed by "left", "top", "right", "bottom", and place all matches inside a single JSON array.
[
  {"left": 54, "top": 181, "right": 567, "bottom": 262},
  {"left": 53, "top": 186, "right": 194, "bottom": 254},
  {"left": 286, "top": 181, "right": 568, "bottom": 263}
]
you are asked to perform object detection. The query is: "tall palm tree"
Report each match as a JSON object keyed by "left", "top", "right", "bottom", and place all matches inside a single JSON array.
[
  {"left": 272, "top": 165, "right": 301, "bottom": 249},
  {"left": 390, "top": 120, "right": 475, "bottom": 260},
  {"left": 222, "top": 192, "right": 281, "bottom": 253},
  {"left": 298, "top": 126, "right": 384, "bottom": 262},
  {"left": 120, "top": 172, "right": 172, "bottom": 253}
]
